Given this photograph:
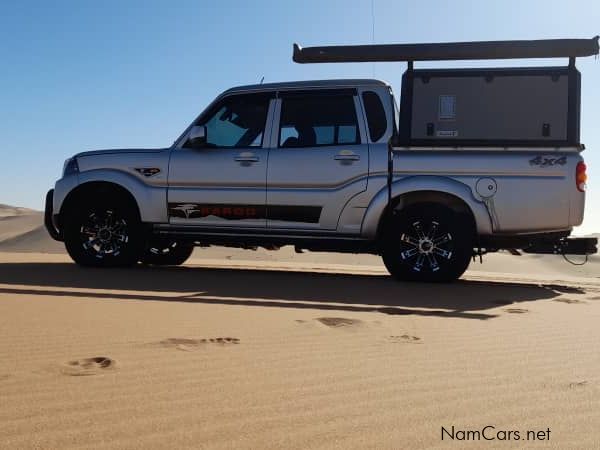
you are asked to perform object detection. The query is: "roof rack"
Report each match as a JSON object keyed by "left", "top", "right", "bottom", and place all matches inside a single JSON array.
[{"left": 293, "top": 36, "right": 599, "bottom": 63}]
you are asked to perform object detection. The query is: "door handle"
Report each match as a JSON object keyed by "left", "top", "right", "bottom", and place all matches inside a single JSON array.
[
  {"left": 234, "top": 154, "right": 259, "bottom": 163},
  {"left": 334, "top": 153, "right": 360, "bottom": 161}
]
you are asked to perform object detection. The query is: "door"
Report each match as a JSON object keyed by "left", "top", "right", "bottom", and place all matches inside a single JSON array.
[
  {"left": 266, "top": 90, "right": 369, "bottom": 231},
  {"left": 168, "top": 92, "right": 274, "bottom": 228}
]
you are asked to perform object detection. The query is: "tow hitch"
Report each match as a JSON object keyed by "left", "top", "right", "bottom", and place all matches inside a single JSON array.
[{"left": 523, "top": 236, "right": 597, "bottom": 256}]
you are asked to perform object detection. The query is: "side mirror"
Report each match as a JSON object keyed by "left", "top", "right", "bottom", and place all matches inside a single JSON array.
[{"left": 186, "top": 125, "right": 207, "bottom": 148}]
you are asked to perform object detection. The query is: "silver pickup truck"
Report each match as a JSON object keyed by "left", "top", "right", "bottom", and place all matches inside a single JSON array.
[{"left": 45, "top": 37, "right": 598, "bottom": 281}]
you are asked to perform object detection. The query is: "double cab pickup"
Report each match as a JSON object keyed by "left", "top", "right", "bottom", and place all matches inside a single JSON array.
[{"left": 45, "top": 37, "right": 599, "bottom": 281}]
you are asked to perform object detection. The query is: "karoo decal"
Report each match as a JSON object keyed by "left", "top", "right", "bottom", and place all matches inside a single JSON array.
[
  {"left": 168, "top": 203, "right": 322, "bottom": 223},
  {"left": 169, "top": 204, "right": 264, "bottom": 220},
  {"left": 529, "top": 155, "right": 567, "bottom": 167}
]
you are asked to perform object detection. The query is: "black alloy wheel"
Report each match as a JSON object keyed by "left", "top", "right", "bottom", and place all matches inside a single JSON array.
[
  {"left": 382, "top": 203, "right": 473, "bottom": 282},
  {"left": 64, "top": 200, "right": 142, "bottom": 267}
]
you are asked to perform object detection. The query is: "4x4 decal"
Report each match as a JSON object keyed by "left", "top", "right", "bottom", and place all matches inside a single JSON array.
[{"left": 529, "top": 155, "right": 567, "bottom": 167}]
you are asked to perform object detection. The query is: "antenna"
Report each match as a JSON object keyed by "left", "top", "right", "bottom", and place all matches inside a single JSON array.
[
  {"left": 371, "top": 0, "right": 375, "bottom": 77},
  {"left": 260, "top": 76, "right": 265, "bottom": 84}
]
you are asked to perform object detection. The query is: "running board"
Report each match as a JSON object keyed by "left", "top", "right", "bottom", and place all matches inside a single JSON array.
[{"left": 152, "top": 225, "right": 377, "bottom": 253}]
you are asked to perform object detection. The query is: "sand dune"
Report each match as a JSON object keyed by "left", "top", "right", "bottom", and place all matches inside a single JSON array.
[
  {"left": 0, "top": 223, "right": 65, "bottom": 253},
  {"left": 1, "top": 205, "right": 599, "bottom": 448},
  {"left": 0, "top": 212, "right": 43, "bottom": 242},
  {"left": 0, "top": 207, "right": 66, "bottom": 253},
  {"left": 0, "top": 203, "right": 36, "bottom": 218}
]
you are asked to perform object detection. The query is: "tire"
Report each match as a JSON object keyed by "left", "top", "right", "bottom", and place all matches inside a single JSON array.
[
  {"left": 381, "top": 203, "right": 474, "bottom": 282},
  {"left": 140, "top": 240, "right": 194, "bottom": 266},
  {"left": 63, "top": 197, "right": 144, "bottom": 267}
]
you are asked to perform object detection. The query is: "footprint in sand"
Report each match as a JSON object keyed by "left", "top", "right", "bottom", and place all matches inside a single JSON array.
[
  {"left": 553, "top": 298, "right": 586, "bottom": 304},
  {"left": 315, "top": 317, "right": 362, "bottom": 328},
  {"left": 61, "top": 357, "right": 115, "bottom": 376},
  {"left": 543, "top": 284, "right": 585, "bottom": 294},
  {"left": 388, "top": 335, "right": 422, "bottom": 344},
  {"left": 569, "top": 380, "right": 588, "bottom": 388},
  {"left": 504, "top": 308, "right": 529, "bottom": 314},
  {"left": 159, "top": 337, "right": 240, "bottom": 351}
]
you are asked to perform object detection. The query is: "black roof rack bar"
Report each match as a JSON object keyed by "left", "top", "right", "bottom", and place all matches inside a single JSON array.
[{"left": 293, "top": 36, "right": 599, "bottom": 63}]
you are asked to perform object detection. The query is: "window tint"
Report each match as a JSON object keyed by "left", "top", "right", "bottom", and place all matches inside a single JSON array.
[
  {"left": 193, "top": 94, "right": 270, "bottom": 148},
  {"left": 279, "top": 94, "right": 360, "bottom": 148},
  {"left": 362, "top": 91, "right": 387, "bottom": 142}
]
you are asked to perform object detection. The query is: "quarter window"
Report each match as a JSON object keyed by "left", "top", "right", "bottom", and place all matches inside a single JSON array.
[
  {"left": 362, "top": 91, "right": 387, "bottom": 142},
  {"left": 279, "top": 94, "right": 360, "bottom": 148}
]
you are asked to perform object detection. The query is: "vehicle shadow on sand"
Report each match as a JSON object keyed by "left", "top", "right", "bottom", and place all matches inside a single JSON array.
[{"left": 0, "top": 262, "right": 578, "bottom": 320}]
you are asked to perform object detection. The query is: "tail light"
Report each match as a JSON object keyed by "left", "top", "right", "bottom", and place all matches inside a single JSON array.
[{"left": 576, "top": 161, "right": 587, "bottom": 192}]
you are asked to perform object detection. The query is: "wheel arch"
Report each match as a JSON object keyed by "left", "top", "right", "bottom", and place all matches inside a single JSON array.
[
  {"left": 58, "top": 169, "right": 168, "bottom": 226},
  {"left": 361, "top": 176, "right": 493, "bottom": 240},
  {"left": 59, "top": 181, "right": 141, "bottom": 228},
  {"left": 379, "top": 192, "right": 478, "bottom": 240}
]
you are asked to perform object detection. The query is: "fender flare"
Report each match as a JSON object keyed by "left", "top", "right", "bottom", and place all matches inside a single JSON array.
[
  {"left": 62, "top": 169, "right": 168, "bottom": 223},
  {"left": 361, "top": 175, "right": 493, "bottom": 239}
]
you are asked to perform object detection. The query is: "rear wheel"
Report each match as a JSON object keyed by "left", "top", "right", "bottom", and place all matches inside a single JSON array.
[
  {"left": 381, "top": 203, "right": 474, "bottom": 282},
  {"left": 64, "top": 199, "right": 143, "bottom": 267},
  {"left": 140, "top": 240, "right": 194, "bottom": 266}
]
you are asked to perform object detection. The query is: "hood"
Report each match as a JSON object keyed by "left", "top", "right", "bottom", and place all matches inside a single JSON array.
[{"left": 75, "top": 148, "right": 168, "bottom": 158}]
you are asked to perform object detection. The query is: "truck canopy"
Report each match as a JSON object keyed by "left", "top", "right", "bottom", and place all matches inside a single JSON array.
[
  {"left": 292, "top": 37, "right": 599, "bottom": 148},
  {"left": 293, "top": 36, "right": 599, "bottom": 63}
]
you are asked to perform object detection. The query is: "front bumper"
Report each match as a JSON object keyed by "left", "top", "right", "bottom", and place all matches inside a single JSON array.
[{"left": 44, "top": 189, "right": 63, "bottom": 241}]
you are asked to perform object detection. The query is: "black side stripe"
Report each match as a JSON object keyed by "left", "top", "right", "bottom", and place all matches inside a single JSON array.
[{"left": 267, "top": 205, "right": 321, "bottom": 223}]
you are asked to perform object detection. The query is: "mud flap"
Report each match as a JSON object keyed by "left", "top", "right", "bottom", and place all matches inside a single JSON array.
[{"left": 44, "top": 189, "right": 63, "bottom": 241}]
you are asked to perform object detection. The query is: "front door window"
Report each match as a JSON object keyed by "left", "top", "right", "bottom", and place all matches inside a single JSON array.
[{"left": 185, "top": 93, "right": 270, "bottom": 149}]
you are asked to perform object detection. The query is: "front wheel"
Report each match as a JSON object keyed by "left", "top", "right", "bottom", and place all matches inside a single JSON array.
[
  {"left": 381, "top": 203, "right": 474, "bottom": 282},
  {"left": 63, "top": 200, "right": 143, "bottom": 267}
]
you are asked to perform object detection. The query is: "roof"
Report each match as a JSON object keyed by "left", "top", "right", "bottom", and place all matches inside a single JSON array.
[
  {"left": 293, "top": 36, "right": 600, "bottom": 63},
  {"left": 223, "top": 79, "right": 389, "bottom": 95}
]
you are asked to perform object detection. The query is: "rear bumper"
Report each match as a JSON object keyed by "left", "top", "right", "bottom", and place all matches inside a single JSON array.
[
  {"left": 481, "top": 232, "right": 597, "bottom": 255},
  {"left": 44, "top": 189, "right": 63, "bottom": 242}
]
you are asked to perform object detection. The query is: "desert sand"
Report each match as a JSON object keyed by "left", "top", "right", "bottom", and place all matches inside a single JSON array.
[{"left": 1, "top": 207, "right": 599, "bottom": 449}]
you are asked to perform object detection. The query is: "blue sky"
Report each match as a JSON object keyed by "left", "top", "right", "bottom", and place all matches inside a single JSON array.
[{"left": 1, "top": 0, "right": 598, "bottom": 233}]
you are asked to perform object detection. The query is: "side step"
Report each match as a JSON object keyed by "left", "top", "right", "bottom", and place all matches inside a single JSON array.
[{"left": 153, "top": 225, "right": 378, "bottom": 254}]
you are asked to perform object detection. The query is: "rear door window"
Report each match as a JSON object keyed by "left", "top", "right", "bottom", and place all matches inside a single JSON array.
[{"left": 278, "top": 93, "right": 360, "bottom": 148}]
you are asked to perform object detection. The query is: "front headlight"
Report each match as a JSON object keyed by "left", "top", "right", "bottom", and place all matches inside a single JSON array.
[{"left": 62, "top": 158, "right": 79, "bottom": 177}]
